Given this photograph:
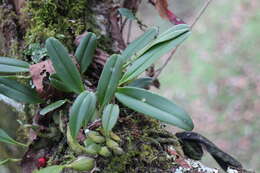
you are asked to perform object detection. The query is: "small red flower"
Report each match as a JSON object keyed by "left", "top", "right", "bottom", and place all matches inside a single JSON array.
[{"left": 37, "top": 157, "right": 47, "bottom": 168}]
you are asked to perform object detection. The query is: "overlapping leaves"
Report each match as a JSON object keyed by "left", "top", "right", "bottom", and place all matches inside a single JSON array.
[
  {"left": 46, "top": 37, "right": 84, "bottom": 94},
  {"left": 0, "top": 77, "right": 42, "bottom": 103},
  {"left": 69, "top": 91, "right": 97, "bottom": 139},
  {"left": 0, "top": 57, "right": 29, "bottom": 74},
  {"left": 115, "top": 87, "right": 194, "bottom": 131},
  {"left": 120, "top": 24, "right": 190, "bottom": 84},
  {"left": 96, "top": 54, "right": 123, "bottom": 107}
]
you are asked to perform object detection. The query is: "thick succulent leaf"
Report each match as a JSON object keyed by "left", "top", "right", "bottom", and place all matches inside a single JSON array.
[
  {"left": 115, "top": 87, "right": 194, "bottom": 131},
  {"left": 33, "top": 165, "right": 64, "bottom": 173},
  {"left": 120, "top": 31, "right": 191, "bottom": 84},
  {"left": 69, "top": 91, "right": 97, "bottom": 139},
  {"left": 40, "top": 100, "right": 67, "bottom": 115},
  {"left": 118, "top": 8, "right": 136, "bottom": 20},
  {"left": 75, "top": 33, "right": 97, "bottom": 74},
  {"left": 49, "top": 74, "right": 72, "bottom": 92},
  {"left": 0, "top": 128, "right": 27, "bottom": 147},
  {"left": 96, "top": 54, "right": 123, "bottom": 107},
  {"left": 122, "top": 28, "right": 158, "bottom": 62},
  {"left": 46, "top": 37, "right": 84, "bottom": 94},
  {"left": 102, "top": 104, "right": 119, "bottom": 136},
  {"left": 0, "top": 56, "right": 29, "bottom": 74},
  {"left": 127, "top": 77, "right": 153, "bottom": 89},
  {"left": 0, "top": 77, "right": 42, "bottom": 103}
]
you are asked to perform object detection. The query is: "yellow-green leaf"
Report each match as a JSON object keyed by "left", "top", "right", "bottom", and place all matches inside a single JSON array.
[
  {"left": 33, "top": 165, "right": 64, "bottom": 173},
  {"left": 102, "top": 104, "right": 119, "bottom": 136}
]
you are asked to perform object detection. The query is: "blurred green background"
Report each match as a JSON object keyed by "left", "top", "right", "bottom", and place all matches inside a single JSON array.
[
  {"left": 137, "top": 0, "right": 259, "bottom": 171},
  {"left": 0, "top": 0, "right": 259, "bottom": 172}
]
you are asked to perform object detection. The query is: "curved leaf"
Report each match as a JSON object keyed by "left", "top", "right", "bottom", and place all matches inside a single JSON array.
[
  {"left": 151, "top": 24, "right": 189, "bottom": 45},
  {"left": 0, "top": 77, "right": 42, "bottom": 103},
  {"left": 128, "top": 77, "right": 153, "bottom": 89},
  {"left": 46, "top": 37, "right": 84, "bottom": 94},
  {"left": 49, "top": 74, "right": 72, "bottom": 92},
  {"left": 0, "top": 56, "right": 29, "bottom": 74},
  {"left": 115, "top": 87, "right": 194, "bottom": 131},
  {"left": 122, "top": 28, "right": 158, "bottom": 62},
  {"left": 33, "top": 165, "right": 64, "bottom": 173},
  {"left": 118, "top": 8, "right": 136, "bottom": 20},
  {"left": 102, "top": 104, "right": 119, "bottom": 136},
  {"left": 0, "top": 128, "right": 27, "bottom": 147},
  {"left": 96, "top": 54, "right": 123, "bottom": 107},
  {"left": 69, "top": 91, "right": 97, "bottom": 139},
  {"left": 0, "top": 158, "right": 21, "bottom": 166},
  {"left": 75, "top": 33, "right": 97, "bottom": 74},
  {"left": 40, "top": 100, "right": 67, "bottom": 115},
  {"left": 120, "top": 25, "right": 191, "bottom": 84}
]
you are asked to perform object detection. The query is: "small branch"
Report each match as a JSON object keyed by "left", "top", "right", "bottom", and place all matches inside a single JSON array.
[
  {"left": 153, "top": 0, "right": 213, "bottom": 80},
  {"left": 127, "top": 20, "right": 133, "bottom": 44}
]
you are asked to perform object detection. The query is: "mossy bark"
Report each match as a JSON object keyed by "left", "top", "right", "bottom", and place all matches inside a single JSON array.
[{"left": 0, "top": 1, "right": 183, "bottom": 173}]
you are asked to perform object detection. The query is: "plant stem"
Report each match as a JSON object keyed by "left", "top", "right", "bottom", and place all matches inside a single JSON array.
[{"left": 153, "top": 0, "right": 213, "bottom": 80}]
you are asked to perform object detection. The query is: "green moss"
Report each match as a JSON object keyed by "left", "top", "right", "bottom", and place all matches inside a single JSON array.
[
  {"left": 96, "top": 115, "right": 175, "bottom": 173},
  {"left": 23, "top": 0, "right": 99, "bottom": 51}
]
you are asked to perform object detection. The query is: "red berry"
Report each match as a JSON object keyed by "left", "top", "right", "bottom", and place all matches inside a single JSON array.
[{"left": 37, "top": 157, "right": 47, "bottom": 168}]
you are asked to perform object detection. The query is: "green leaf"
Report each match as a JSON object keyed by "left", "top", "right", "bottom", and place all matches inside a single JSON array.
[
  {"left": 0, "top": 77, "right": 42, "bottom": 103},
  {"left": 122, "top": 28, "right": 158, "bottom": 62},
  {"left": 151, "top": 24, "right": 189, "bottom": 45},
  {"left": 0, "top": 158, "right": 21, "bottom": 165},
  {"left": 75, "top": 33, "right": 97, "bottom": 74},
  {"left": 115, "top": 87, "right": 194, "bottom": 131},
  {"left": 118, "top": 8, "right": 136, "bottom": 20},
  {"left": 0, "top": 128, "right": 27, "bottom": 147},
  {"left": 40, "top": 100, "right": 67, "bottom": 115},
  {"left": 49, "top": 74, "right": 72, "bottom": 92},
  {"left": 128, "top": 77, "right": 153, "bottom": 89},
  {"left": 0, "top": 56, "right": 29, "bottom": 74},
  {"left": 33, "top": 165, "right": 64, "bottom": 173},
  {"left": 69, "top": 91, "right": 97, "bottom": 139},
  {"left": 96, "top": 54, "right": 123, "bottom": 107},
  {"left": 102, "top": 104, "right": 119, "bottom": 136},
  {"left": 120, "top": 25, "right": 190, "bottom": 84},
  {"left": 46, "top": 37, "right": 84, "bottom": 94}
]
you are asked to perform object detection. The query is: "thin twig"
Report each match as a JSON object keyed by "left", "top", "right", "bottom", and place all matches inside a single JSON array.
[
  {"left": 120, "top": 18, "right": 128, "bottom": 33},
  {"left": 127, "top": 20, "right": 133, "bottom": 44},
  {"left": 153, "top": 0, "right": 213, "bottom": 79}
]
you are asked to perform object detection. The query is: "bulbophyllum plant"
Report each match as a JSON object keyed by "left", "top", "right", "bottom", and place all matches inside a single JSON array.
[{"left": 0, "top": 24, "right": 193, "bottom": 172}]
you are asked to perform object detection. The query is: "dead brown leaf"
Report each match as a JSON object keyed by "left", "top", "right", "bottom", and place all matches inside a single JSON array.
[
  {"left": 29, "top": 60, "right": 55, "bottom": 95},
  {"left": 154, "top": 0, "right": 185, "bottom": 25}
]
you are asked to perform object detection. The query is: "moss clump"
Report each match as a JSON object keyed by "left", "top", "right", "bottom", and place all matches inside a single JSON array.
[
  {"left": 95, "top": 115, "right": 177, "bottom": 173},
  {"left": 23, "top": 0, "right": 99, "bottom": 50}
]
